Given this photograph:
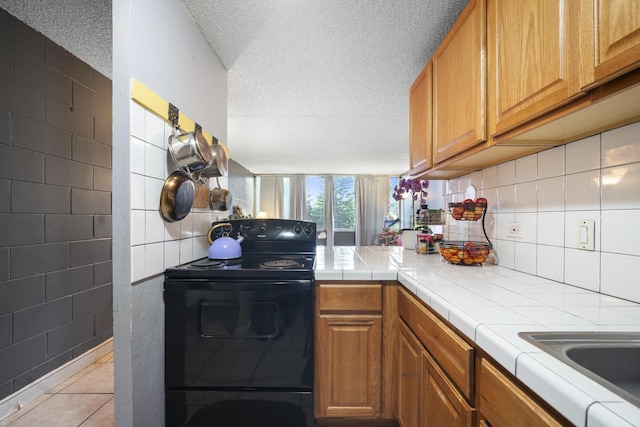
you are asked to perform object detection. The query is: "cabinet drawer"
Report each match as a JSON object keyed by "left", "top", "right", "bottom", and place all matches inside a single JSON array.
[
  {"left": 478, "top": 358, "right": 562, "bottom": 426},
  {"left": 318, "top": 284, "right": 382, "bottom": 312},
  {"left": 397, "top": 286, "right": 474, "bottom": 400}
]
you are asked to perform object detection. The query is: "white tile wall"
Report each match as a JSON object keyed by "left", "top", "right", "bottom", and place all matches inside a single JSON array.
[
  {"left": 566, "top": 134, "right": 600, "bottom": 173},
  {"left": 129, "top": 100, "right": 221, "bottom": 282},
  {"left": 537, "top": 176, "right": 564, "bottom": 211},
  {"left": 445, "top": 121, "right": 640, "bottom": 303}
]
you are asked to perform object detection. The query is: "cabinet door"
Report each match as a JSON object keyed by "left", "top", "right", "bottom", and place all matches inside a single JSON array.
[
  {"left": 488, "top": 0, "right": 591, "bottom": 136},
  {"left": 316, "top": 314, "right": 382, "bottom": 417},
  {"left": 477, "top": 358, "right": 563, "bottom": 427},
  {"left": 591, "top": 0, "right": 640, "bottom": 86},
  {"left": 397, "top": 286, "right": 474, "bottom": 400},
  {"left": 433, "top": 0, "right": 486, "bottom": 164},
  {"left": 422, "top": 350, "right": 474, "bottom": 427},
  {"left": 409, "top": 61, "right": 433, "bottom": 174},
  {"left": 397, "top": 320, "right": 422, "bottom": 427}
]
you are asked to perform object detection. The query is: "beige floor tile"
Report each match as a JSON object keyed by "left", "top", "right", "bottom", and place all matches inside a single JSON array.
[
  {"left": 48, "top": 364, "right": 101, "bottom": 394},
  {"left": 0, "top": 394, "right": 53, "bottom": 427},
  {"left": 79, "top": 397, "right": 114, "bottom": 427},
  {"left": 4, "top": 394, "right": 111, "bottom": 427},
  {"left": 96, "top": 353, "right": 113, "bottom": 364},
  {"left": 60, "top": 363, "right": 114, "bottom": 394}
]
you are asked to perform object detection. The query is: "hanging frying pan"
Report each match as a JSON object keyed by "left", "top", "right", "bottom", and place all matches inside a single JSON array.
[{"left": 160, "top": 171, "right": 195, "bottom": 222}]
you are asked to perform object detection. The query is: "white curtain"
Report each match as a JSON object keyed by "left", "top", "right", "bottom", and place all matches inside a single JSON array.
[
  {"left": 259, "top": 176, "right": 285, "bottom": 218},
  {"left": 324, "top": 176, "right": 334, "bottom": 247},
  {"left": 289, "top": 176, "right": 308, "bottom": 220},
  {"left": 355, "top": 176, "right": 390, "bottom": 246}
]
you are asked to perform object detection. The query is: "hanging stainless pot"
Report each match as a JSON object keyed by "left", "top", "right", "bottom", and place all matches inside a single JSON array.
[
  {"left": 201, "top": 142, "right": 228, "bottom": 178},
  {"left": 168, "top": 127, "right": 213, "bottom": 183},
  {"left": 209, "top": 177, "right": 233, "bottom": 211},
  {"left": 160, "top": 171, "right": 195, "bottom": 222}
]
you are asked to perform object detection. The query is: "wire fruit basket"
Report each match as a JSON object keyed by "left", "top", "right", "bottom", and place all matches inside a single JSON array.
[{"left": 439, "top": 241, "right": 492, "bottom": 265}]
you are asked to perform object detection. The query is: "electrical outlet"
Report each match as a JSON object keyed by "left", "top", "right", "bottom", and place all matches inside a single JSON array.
[{"left": 507, "top": 222, "right": 522, "bottom": 238}]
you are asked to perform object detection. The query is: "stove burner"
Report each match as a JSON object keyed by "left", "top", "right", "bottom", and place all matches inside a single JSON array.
[
  {"left": 260, "top": 259, "right": 304, "bottom": 270},
  {"left": 189, "top": 259, "right": 225, "bottom": 269},
  {"left": 190, "top": 258, "right": 242, "bottom": 269}
]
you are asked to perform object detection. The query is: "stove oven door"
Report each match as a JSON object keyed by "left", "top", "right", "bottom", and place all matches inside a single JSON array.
[{"left": 164, "top": 279, "right": 314, "bottom": 390}]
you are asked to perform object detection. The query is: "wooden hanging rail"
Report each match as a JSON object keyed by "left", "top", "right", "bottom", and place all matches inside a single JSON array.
[{"left": 129, "top": 78, "right": 229, "bottom": 157}]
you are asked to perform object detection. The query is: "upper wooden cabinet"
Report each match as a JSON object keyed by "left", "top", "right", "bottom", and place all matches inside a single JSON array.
[
  {"left": 589, "top": 0, "right": 640, "bottom": 88},
  {"left": 409, "top": 61, "right": 433, "bottom": 175},
  {"left": 433, "top": 0, "right": 487, "bottom": 164},
  {"left": 409, "top": 0, "right": 640, "bottom": 180},
  {"left": 487, "top": 0, "right": 592, "bottom": 136}
]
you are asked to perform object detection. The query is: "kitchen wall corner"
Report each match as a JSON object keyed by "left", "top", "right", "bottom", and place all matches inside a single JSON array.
[
  {"left": 112, "top": 0, "right": 229, "bottom": 425},
  {"left": 227, "top": 159, "right": 256, "bottom": 217},
  {"left": 445, "top": 121, "right": 640, "bottom": 304}
]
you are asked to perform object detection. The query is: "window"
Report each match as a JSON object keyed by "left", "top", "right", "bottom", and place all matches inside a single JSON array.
[
  {"left": 332, "top": 176, "right": 355, "bottom": 230},
  {"left": 385, "top": 177, "right": 400, "bottom": 228},
  {"left": 306, "top": 176, "right": 324, "bottom": 230}
]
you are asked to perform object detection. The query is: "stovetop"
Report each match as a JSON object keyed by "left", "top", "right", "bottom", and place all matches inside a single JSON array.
[
  {"left": 164, "top": 254, "right": 316, "bottom": 280},
  {"left": 165, "top": 219, "right": 317, "bottom": 281}
]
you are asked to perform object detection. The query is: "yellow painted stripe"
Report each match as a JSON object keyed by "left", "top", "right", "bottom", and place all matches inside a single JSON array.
[{"left": 129, "top": 78, "right": 229, "bottom": 157}]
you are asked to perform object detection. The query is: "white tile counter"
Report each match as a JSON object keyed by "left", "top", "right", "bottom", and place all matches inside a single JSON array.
[{"left": 315, "top": 246, "right": 640, "bottom": 427}]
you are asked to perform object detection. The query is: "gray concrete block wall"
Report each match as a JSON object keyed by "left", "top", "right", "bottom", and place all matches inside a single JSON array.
[{"left": 0, "top": 8, "right": 112, "bottom": 400}]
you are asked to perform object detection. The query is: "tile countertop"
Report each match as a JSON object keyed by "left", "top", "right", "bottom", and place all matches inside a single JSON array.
[{"left": 315, "top": 246, "right": 640, "bottom": 427}]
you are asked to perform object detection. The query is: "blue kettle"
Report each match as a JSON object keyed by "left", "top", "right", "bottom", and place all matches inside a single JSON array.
[{"left": 208, "top": 223, "right": 244, "bottom": 259}]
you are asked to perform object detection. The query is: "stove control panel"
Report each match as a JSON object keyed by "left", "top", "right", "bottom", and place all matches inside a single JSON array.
[{"left": 209, "top": 219, "right": 317, "bottom": 244}]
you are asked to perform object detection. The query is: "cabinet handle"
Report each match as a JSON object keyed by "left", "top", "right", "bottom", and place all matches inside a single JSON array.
[{"left": 326, "top": 318, "right": 375, "bottom": 327}]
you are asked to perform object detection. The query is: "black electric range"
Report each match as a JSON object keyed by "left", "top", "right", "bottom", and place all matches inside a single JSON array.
[{"left": 164, "top": 219, "right": 317, "bottom": 427}]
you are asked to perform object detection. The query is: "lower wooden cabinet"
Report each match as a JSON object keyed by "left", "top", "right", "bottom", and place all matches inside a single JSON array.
[
  {"left": 315, "top": 282, "right": 572, "bottom": 426},
  {"left": 397, "top": 320, "right": 421, "bottom": 427},
  {"left": 397, "top": 319, "right": 474, "bottom": 427},
  {"left": 477, "top": 358, "right": 563, "bottom": 427},
  {"left": 422, "top": 350, "right": 473, "bottom": 427},
  {"left": 316, "top": 313, "right": 382, "bottom": 417},
  {"left": 315, "top": 283, "right": 384, "bottom": 418}
]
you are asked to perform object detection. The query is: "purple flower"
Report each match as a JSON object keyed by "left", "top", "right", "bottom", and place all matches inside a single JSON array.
[{"left": 394, "top": 178, "right": 429, "bottom": 201}]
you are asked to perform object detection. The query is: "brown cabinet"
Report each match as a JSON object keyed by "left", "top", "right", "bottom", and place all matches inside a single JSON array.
[
  {"left": 316, "top": 284, "right": 383, "bottom": 418},
  {"left": 397, "top": 287, "right": 475, "bottom": 427},
  {"left": 422, "top": 350, "right": 473, "bottom": 427},
  {"left": 397, "top": 320, "right": 422, "bottom": 427},
  {"left": 409, "top": 61, "right": 433, "bottom": 175},
  {"left": 397, "top": 287, "right": 474, "bottom": 400},
  {"left": 487, "top": 0, "right": 591, "bottom": 136},
  {"left": 432, "top": 0, "right": 486, "bottom": 164},
  {"left": 477, "top": 358, "right": 564, "bottom": 427},
  {"left": 589, "top": 0, "right": 640, "bottom": 87},
  {"left": 409, "top": 0, "right": 640, "bottom": 181}
]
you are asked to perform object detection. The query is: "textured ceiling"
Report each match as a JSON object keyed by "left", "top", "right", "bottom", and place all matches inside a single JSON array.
[
  {"left": 0, "top": 0, "right": 112, "bottom": 78},
  {"left": 183, "top": 0, "right": 467, "bottom": 175},
  {"left": 0, "top": 0, "right": 467, "bottom": 176}
]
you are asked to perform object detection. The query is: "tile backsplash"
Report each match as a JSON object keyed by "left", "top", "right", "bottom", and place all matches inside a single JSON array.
[
  {"left": 129, "top": 101, "right": 224, "bottom": 282},
  {"left": 445, "top": 121, "right": 640, "bottom": 304}
]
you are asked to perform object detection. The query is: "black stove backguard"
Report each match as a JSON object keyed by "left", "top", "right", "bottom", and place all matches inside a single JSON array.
[
  {"left": 164, "top": 219, "right": 316, "bottom": 427},
  {"left": 208, "top": 218, "right": 317, "bottom": 255}
]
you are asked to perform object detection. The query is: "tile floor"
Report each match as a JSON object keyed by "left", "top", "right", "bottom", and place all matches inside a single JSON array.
[
  {"left": 0, "top": 352, "right": 114, "bottom": 427},
  {"left": 0, "top": 352, "right": 399, "bottom": 427}
]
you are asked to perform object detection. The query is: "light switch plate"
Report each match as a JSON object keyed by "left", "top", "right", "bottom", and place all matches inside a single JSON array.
[{"left": 578, "top": 219, "right": 595, "bottom": 251}]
